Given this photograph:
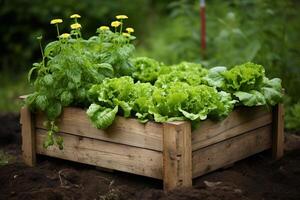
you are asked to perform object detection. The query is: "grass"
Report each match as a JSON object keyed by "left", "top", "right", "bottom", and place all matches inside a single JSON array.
[{"left": 0, "top": 72, "right": 32, "bottom": 113}]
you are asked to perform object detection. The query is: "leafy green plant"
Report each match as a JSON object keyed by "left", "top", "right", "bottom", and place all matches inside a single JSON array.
[
  {"left": 150, "top": 82, "right": 235, "bottom": 123},
  {"left": 203, "top": 62, "right": 283, "bottom": 107},
  {"left": 285, "top": 102, "right": 300, "bottom": 130},
  {"left": 87, "top": 75, "right": 236, "bottom": 129},
  {"left": 88, "top": 60, "right": 283, "bottom": 129},
  {"left": 155, "top": 62, "right": 208, "bottom": 87},
  {"left": 131, "top": 57, "right": 163, "bottom": 83},
  {"left": 26, "top": 14, "right": 136, "bottom": 149}
]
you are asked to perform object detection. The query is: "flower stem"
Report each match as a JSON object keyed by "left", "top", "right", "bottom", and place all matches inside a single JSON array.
[
  {"left": 39, "top": 40, "right": 44, "bottom": 58},
  {"left": 55, "top": 24, "right": 60, "bottom": 37},
  {"left": 120, "top": 19, "right": 123, "bottom": 33}
]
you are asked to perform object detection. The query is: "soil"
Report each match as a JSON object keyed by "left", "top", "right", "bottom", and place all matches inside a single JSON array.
[{"left": 0, "top": 113, "right": 300, "bottom": 200}]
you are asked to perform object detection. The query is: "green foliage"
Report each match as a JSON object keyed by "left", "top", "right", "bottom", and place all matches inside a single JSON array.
[
  {"left": 26, "top": 16, "right": 135, "bottom": 148},
  {"left": 136, "top": 1, "right": 300, "bottom": 130},
  {"left": 88, "top": 60, "right": 283, "bottom": 129},
  {"left": 87, "top": 104, "right": 119, "bottom": 129},
  {"left": 0, "top": 0, "right": 164, "bottom": 73},
  {"left": 87, "top": 75, "right": 236, "bottom": 128},
  {"left": 150, "top": 82, "right": 234, "bottom": 122},
  {"left": 204, "top": 62, "right": 283, "bottom": 107},
  {"left": 222, "top": 62, "right": 265, "bottom": 92},
  {"left": 0, "top": 73, "right": 32, "bottom": 112},
  {"left": 155, "top": 62, "right": 208, "bottom": 87},
  {"left": 203, "top": 67, "right": 227, "bottom": 89},
  {"left": 131, "top": 57, "right": 163, "bottom": 83},
  {"left": 2, "top": 0, "right": 299, "bottom": 130},
  {"left": 131, "top": 59, "right": 208, "bottom": 86},
  {"left": 285, "top": 102, "right": 300, "bottom": 130}
]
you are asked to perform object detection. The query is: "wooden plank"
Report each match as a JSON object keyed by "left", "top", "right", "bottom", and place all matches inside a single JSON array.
[
  {"left": 192, "top": 113, "right": 272, "bottom": 151},
  {"left": 35, "top": 107, "right": 163, "bottom": 151},
  {"left": 192, "top": 106, "right": 271, "bottom": 151},
  {"left": 272, "top": 104, "right": 284, "bottom": 159},
  {"left": 163, "top": 121, "right": 192, "bottom": 191},
  {"left": 20, "top": 107, "right": 36, "bottom": 166},
  {"left": 192, "top": 125, "right": 272, "bottom": 178},
  {"left": 36, "top": 129, "right": 163, "bottom": 179}
]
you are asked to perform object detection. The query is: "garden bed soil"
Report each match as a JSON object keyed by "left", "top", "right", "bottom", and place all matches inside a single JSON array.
[{"left": 1, "top": 112, "right": 300, "bottom": 200}]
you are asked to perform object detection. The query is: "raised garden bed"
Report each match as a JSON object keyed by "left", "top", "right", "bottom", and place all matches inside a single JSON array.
[{"left": 20, "top": 103, "right": 284, "bottom": 191}]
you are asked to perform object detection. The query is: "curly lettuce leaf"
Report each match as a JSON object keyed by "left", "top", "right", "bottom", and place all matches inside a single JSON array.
[
  {"left": 113, "top": 99, "right": 132, "bottom": 117},
  {"left": 222, "top": 62, "right": 265, "bottom": 92},
  {"left": 234, "top": 90, "right": 266, "bottom": 106},
  {"left": 261, "top": 78, "right": 283, "bottom": 106},
  {"left": 179, "top": 108, "right": 203, "bottom": 121},
  {"left": 131, "top": 57, "right": 162, "bottom": 83},
  {"left": 87, "top": 104, "right": 118, "bottom": 129},
  {"left": 203, "top": 66, "right": 227, "bottom": 88},
  {"left": 156, "top": 62, "right": 208, "bottom": 87}
]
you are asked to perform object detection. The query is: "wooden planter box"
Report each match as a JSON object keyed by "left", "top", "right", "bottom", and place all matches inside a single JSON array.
[{"left": 20, "top": 104, "right": 284, "bottom": 191}]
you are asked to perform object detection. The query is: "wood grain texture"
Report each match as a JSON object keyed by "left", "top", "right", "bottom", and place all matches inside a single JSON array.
[
  {"left": 36, "top": 129, "right": 163, "bottom": 179},
  {"left": 192, "top": 106, "right": 271, "bottom": 151},
  {"left": 35, "top": 107, "right": 163, "bottom": 151},
  {"left": 192, "top": 125, "right": 272, "bottom": 178},
  {"left": 20, "top": 107, "right": 36, "bottom": 166},
  {"left": 163, "top": 121, "right": 192, "bottom": 191},
  {"left": 272, "top": 104, "right": 284, "bottom": 159}
]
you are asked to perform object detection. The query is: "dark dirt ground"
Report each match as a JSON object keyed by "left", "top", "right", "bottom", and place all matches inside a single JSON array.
[{"left": 0, "top": 113, "right": 300, "bottom": 200}]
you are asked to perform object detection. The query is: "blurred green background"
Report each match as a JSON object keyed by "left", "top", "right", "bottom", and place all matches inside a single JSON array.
[{"left": 0, "top": 0, "right": 299, "bottom": 130}]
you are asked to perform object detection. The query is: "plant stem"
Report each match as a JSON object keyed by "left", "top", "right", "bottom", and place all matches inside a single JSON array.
[
  {"left": 39, "top": 40, "right": 44, "bottom": 58},
  {"left": 39, "top": 40, "right": 45, "bottom": 68},
  {"left": 120, "top": 20, "right": 123, "bottom": 33},
  {"left": 56, "top": 24, "right": 60, "bottom": 37}
]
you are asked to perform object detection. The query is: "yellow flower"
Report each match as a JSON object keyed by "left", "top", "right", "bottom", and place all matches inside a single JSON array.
[
  {"left": 111, "top": 21, "right": 122, "bottom": 27},
  {"left": 99, "top": 26, "right": 110, "bottom": 31},
  {"left": 70, "top": 14, "right": 81, "bottom": 19},
  {"left": 50, "top": 19, "right": 63, "bottom": 24},
  {"left": 59, "top": 33, "right": 70, "bottom": 39},
  {"left": 116, "top": 15, "right": 128, "bottom": 20},
  {"left": 70, "top": 23, "right": 82, "bottom": 29},
  {"left": 122, "top": 33, "right": 131, "bottom": 37},
  {"left": 126, "top": 27, "right": 134, "bottom": 33}
]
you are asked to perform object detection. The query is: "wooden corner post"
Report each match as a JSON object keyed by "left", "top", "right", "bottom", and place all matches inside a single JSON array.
[
  {"left": 272, "top": 103, "right": 284, "bottom": 160},
  {"left": 163, "top": 121, "right": 192, "bottom": 191},
  {"left": 20, "top": 106, "right": 36, "bottom": 166}
]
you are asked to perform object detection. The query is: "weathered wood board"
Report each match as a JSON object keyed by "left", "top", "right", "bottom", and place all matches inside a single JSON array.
[
  {"left": 192, "top": 125, "right": 272, "bottom": 178},
  {"left": 35, "top": 108, "right": 163, "bottom": 151},
  {"left": 36, "top": 129, "right": 163, "bottom": 179}
]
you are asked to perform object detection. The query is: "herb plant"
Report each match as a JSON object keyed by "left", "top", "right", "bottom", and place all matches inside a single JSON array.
[{"left": 26, "top": 14, "right": 135, "bottom": 149}]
